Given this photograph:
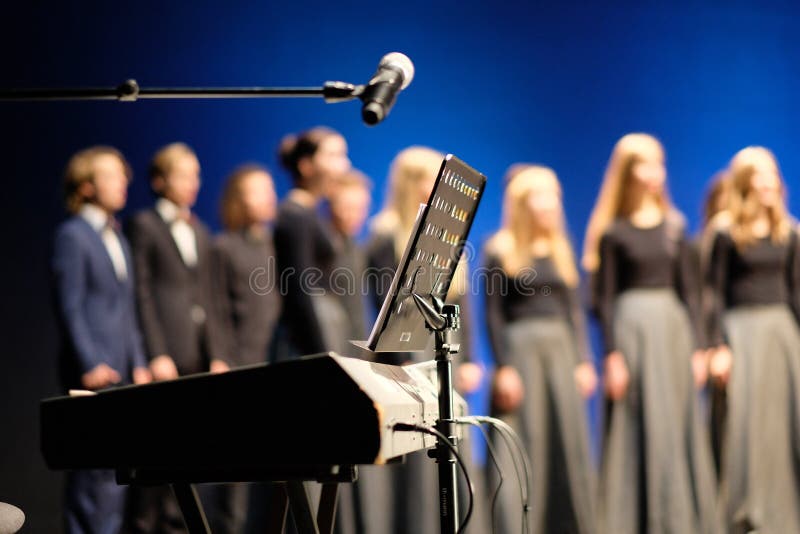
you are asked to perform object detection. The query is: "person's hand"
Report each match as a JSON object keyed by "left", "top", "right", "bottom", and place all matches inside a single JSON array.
[
  {"left": 492, "top": 365, "right": 524, "bottom": 413},
  {"left": 709, "top": 345, "right": 733, "bottom": 386},
  {"left": 574, "top": 361, "right": 598, "bottom": 399},
  {"left": 132, "top": 367, "right": 153, "bottom": 385},
  {"left": 456, "top": 362, "right": 483, "bottom": 394},
  {"left": 209, "top": 359, "right": 230, "bottom": 374},
  {"left": 150, "top": 355, "right": 179, "bottom": 381},
  {"left": 691, "top": 349, "right": 710, "bottom": 389},
  {"left": 604, "top": 351, "right": 629, "bottom": 401},
  {"left": 81, "top": 363, "right": 121, "bottom": 390}
]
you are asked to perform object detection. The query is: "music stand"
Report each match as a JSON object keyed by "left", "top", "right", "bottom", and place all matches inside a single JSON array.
[{"left": 353, "top": 154, "right": 486, "bottom": 534}]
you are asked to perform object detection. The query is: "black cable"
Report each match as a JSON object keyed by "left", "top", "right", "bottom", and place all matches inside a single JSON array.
[
  {"left": 460, "top": 416, "right": 527, "bottom": 533},
  {"left": 483, "top": 420, "right": 526, "bottom": 511},
  {"left": 469, "top": 417, "right": 532, "bottom": 497},
  {"left": 456, "top": 419, "right": 503, "bottom": 534},
  {"left": 475, "top": 416, "right": 532, "bottom": 534},
  {"left": 492, "top": 421, "right": 529, "bottom": 534},
  {"left": 459, "top": 418, "right": 524, "bottom": 495},
  {"left": 393, "top": 422, "right": 474, "bottom": 534},
  {"left": 460, "top": 416, "right": 532, "bottom": 534}
]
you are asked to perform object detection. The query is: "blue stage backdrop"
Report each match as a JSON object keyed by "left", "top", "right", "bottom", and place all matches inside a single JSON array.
[{"left": 1, "top": 2, "right": 799, "bottom": 530}]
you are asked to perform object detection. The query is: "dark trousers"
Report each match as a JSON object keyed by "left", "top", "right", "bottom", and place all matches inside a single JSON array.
[
  {"left": 124, "top": 483, "right": 247, "bottom": 534},
  {"left": 65, "top": 469, "right": 127, "bottom": 534}
]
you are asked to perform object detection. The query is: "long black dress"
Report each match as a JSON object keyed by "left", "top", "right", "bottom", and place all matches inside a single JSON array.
[
  {"left": 594, "top": 218, "right": 717, "bottom": 534},
  {"left": 484, "top": 251, "right": 596, "bottom": 534},
  {"left": 707, "top": 229, "right": 800, "bottom": 534},
  {"left": 211, "top": 228, "right": 282, "bottom": 533}
]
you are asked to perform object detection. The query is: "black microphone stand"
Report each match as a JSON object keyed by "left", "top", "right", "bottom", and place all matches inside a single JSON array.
[
  {"left": 0, "top": 79, "right": 363, "bottom": 103},
  {"left": 413, "top": 294, "right": 461, "bottom": 534}
]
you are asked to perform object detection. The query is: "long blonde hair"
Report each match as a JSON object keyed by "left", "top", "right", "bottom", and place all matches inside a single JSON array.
[
  {"left": 370, "top": 146, "right": 444, "bottom": 257},
  {"left": 727, "top": 146, "right": 791, "bottom": 248},
  {"left": 582, "top": 133, "right": 674, "bottom": 271},
  {"left": 370, "top": 146, "right": 469, "bottom": 297},
  {"left": 486, "top": 166, "right": 579, "bottom": 287}
]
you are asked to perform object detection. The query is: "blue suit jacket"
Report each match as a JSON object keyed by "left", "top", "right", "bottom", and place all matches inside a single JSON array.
[{"left": 52, "top": 215, "right": 147, "bottom": 389}]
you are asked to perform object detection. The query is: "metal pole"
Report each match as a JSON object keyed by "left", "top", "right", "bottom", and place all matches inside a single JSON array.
[
  {"left": 0, "top": 80, "right": 362, "bottom": 102},
  {"left": 433, "top": 304, "right": 460, "bottom": 534}
]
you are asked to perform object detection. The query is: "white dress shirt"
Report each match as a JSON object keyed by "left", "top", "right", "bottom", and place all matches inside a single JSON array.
[
  {"left": 79, "top": 204, "right": 128, "bottom": 281},
  {"left": 155, "top": 197, "right": 198, "bottom": 267}
]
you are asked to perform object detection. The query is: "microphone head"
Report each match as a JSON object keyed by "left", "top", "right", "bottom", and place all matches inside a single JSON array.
[{"left": 380, "top": 52, "right": 414, "bottom": 89}]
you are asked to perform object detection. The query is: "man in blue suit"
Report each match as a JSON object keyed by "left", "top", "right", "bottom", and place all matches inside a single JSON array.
[{"left": 52, "top": 146, "right": 152, "bottom": 534}]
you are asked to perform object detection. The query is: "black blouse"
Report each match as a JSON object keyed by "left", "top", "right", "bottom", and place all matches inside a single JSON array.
[
  {"left": 274, "top": 198, "right": 337, "bottom": 356},
  {"left": 213, "top": 228, "right": 282, "bottom": 367},
  {"left": 707, "top": 229, "right": 800, "bottom": 346},
  {"left": 484, "top": 251, "right": 590, "bottom": 367},
  {"left": 594, "top": 218, "right": 704, "bottom": 354}
]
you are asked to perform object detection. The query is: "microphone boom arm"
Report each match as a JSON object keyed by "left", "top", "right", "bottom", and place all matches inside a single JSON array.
[{"left": 0, "top": 79, "right": 365, "bottom": 103}]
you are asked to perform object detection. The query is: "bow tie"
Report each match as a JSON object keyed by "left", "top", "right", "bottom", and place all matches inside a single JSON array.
[
  {"left": 172, "top": 209, "right": 192, "bottom": 224},
  {"left": 104, "top": 217, "right": 121, "bottom": 232}
]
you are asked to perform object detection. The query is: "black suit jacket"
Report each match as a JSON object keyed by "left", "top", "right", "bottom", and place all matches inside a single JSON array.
[{"left": 126, "top": 208, "right": 225, "bottom": 375}]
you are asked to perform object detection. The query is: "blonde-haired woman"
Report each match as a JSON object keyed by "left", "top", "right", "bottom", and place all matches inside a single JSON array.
[
  {"left": 362, "top": 146, "right": 485, "bottom": 534},
  {"left": 484, "top": 165, "right": 596, "bottom": 534},
  {"left": 369, "top": 146, "right": 444, "bottom": 261},
  {"left": 706, "top": 146, "right": 800, "bottom": 533},
  {"left": 366, "top": 146, "right": 478, "bottom": 383},
  {"left": 584, "top": 133, "right": 716, "bottom": 534}
]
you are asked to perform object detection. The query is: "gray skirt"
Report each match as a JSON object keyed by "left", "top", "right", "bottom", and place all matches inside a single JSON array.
[
  {"left": 718, "top": 304, "right": 800, "bottom": 534},
  {"left": 490, "top": 316, "right": 596, "bottom": 534},
  {"left": 599, "top": 289, "right": 717, "bottom": 534}
]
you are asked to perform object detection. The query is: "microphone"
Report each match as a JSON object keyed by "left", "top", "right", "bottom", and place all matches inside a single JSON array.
[{"left": 360, "top": 52, "right": 414, "bottom": 126}]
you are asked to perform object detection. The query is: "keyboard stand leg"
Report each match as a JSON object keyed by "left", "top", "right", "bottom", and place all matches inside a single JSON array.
[
  {"left": 171, "top": 483, "right": 211, "bottom": 534},
  {"left": 266, "top": 483, "right": 290, "bottom": 534},
  {"left": 316, "top": 483, "right": 339, "bottom": 534},
  {"left": 286, "top": 481, "right": 320, "bottom": 534}
]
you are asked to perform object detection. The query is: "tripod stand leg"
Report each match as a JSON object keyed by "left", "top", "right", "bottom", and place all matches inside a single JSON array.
[
  {"left": 266, "top": 483, "right": 290, "bottom": 534},
  {"left": 316, "top": 483, "right": 340, "bottom": 534},
  {"left": 171, "top": 483, "right": 211, "bottom": 534},
  {"left": 286, "top": 481, "right": 320, "bottom": 534}
]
